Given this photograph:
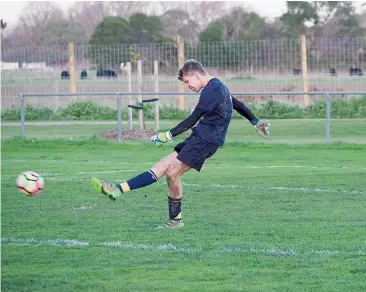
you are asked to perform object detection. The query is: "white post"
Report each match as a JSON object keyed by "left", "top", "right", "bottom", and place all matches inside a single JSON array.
[
  {"left": 154, "top": 60, "right": 159, "bottom": 130},
  {"left": 137, "top": 60, "right": 144, "bottom": 129},
  {"left": 127, "top": 62, "right": 132, "bottom": 130}
]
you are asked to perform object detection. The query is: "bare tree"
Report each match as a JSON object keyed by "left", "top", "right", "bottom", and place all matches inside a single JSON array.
[
  {"left": 67, "top": 2, "right": 110, "bottom": 37},
  {"left": 160, "top": 9, "right": 200, "bottom": 42},
  {"left": 1, "top": 18, "right": 6, "bottom": 30},
  {"left": 1, "top": 18, "right": 6, "bottom": 37},
  {"left": 18, "top": 1, "right": 64, "bottom": 46},
  {"left": 67, "top": 1, "right": 151, "bottom": 38},
  {"left": 190, "top": 2, "right": 233, "bottom": 30},
  {"left": 109, "top": 1, "right": 151, "bottom": 18},
  {"left": 155, "top": 1, "right": 233, "bottom": 30}
]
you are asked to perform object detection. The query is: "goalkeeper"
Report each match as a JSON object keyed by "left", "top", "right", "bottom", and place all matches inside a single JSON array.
[{"left": 92, "top": 59, "right": 270, "bottom": 229}]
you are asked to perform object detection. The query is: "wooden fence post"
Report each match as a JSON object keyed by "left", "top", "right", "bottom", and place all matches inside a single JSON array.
[{"left": 300, "top": 34, "right": 309, "bottom": 107}]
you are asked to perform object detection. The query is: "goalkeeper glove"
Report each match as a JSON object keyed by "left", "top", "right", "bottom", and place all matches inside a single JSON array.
[
  {"left": 254, "top": 120, "right": 270, "bottom": 138},
  {"left": 150, "top": 131, "right": 173, "bottom": 146}
]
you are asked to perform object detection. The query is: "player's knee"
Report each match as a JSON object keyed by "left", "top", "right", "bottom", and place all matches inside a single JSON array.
[{"left": 166, "top": 166, "right": 180, "bottom": 183}]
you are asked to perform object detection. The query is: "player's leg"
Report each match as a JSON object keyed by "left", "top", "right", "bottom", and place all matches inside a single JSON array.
[
  {"left": 91, "top": 151, "right": 181, "bottom": 200},
  {"left": 157, "top": 135, "right": 220, "bottom": 229},
  {"left": 156, "top": 159, "right": 191, "bottom": 229}
]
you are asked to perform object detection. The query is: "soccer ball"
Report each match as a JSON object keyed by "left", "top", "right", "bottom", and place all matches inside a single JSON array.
[{"left": 16, "top": 171, "right": 44, "bottom": 196}]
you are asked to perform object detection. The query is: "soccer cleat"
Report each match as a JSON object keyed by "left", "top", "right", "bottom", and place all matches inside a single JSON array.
[
  {"left": 254, "top": 120, "right": 270, "bottom": 138},
  {"left": 155, "top": 219, "right": 184, "bottom": 229},
  {"left": 91, "top": 177, "right": 121, "bottom": 200}
]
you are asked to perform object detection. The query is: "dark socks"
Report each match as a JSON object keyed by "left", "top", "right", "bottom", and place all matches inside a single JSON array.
[
  {"left": 168, "top": 196, "right": 182, "bottom": 220},
  {"left": 116, "top": 170, "right": 158, "bottom": 193},
  {"left": 250, "top": 117, "right": 259, "bottom": 125}
]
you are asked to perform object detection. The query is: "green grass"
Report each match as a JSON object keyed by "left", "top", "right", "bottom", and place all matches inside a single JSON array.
[
  {"left": 1, "top": 120, "right": 366, "bottom": 291},
  {"left": 2, "top": 119, "right": 366, "bottom": 143}
]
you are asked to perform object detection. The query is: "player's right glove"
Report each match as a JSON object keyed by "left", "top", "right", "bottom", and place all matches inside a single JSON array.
[
  {"left": 150, "top": 131, "right": 173, "bottom": 147},
  {"left": 254, "top": 120, "right": 270, "bottom": 138}
]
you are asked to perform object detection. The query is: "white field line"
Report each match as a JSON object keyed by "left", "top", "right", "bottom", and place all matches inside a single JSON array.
[
  {"left": 2, "top": 171, "right": 364, "bottom": 194},
  {"left": 41, "top": 170, "right": 137, "bottom": 176},
  {"left": 3, "top": 159, "right": 366, "bottom": 171},
  {"left": 2, "top": 169, "right": 137, "bottom": 178},
  {"left": 1, "top": 121, "right": 174, "bottom": 126},
  {"left": 178, "top": 183, "right": 366, "bottom": 195},
  {"left": 2, "top": 237, "right": 365, "bottom": 257}
]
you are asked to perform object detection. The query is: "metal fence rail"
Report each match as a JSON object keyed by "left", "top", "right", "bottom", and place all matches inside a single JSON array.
[{"left": 18, "top": 91, "right": 366, "bottom": 144}]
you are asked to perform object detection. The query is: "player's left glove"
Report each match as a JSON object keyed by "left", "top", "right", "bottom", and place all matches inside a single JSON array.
[
  {"left": 254, "top": 120, "right": 270, "bottom": 138},
  {"left": 150, "top": 131, "right": 173, "bottom": 146}
]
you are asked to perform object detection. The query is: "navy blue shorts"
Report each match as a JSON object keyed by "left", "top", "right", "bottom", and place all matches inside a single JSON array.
[{"left": 174, "top": 134, "right": 219, "bottom": 171}]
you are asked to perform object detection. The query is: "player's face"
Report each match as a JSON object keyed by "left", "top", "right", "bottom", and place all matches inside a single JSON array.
[{"left": 183, "top": 73, "right": 202, "bottom": 92}]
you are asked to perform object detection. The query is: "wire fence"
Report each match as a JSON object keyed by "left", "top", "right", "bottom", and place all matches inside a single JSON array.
[
  {"left": 1, "top": 38, "right": 366, "bottom": 109},
  {"left": 15, "top": 91, "right": 366, "bottom": 144}
]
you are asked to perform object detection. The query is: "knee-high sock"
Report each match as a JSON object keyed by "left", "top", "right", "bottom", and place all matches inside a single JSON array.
[
  {"left": 117, "top": 170, "right": 158, "bottom": 193},
  {"left": 168, "top": 196, "right": 182, "bottom": 220}
]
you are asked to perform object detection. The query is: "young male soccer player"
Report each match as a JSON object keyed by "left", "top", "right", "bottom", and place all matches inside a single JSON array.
[{"left": 91, "top": 59, "right": 270, "bottom": 229}]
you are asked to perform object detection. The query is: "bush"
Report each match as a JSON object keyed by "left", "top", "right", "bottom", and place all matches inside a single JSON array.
[
  {"left": 1, "top": 105, "right": 56, "bottom": 121},
  {"left": 303, "top": 96, "right": 366, "bottom": 119},
  {"left": 2, "top": 96, "right": 366, "bottom": 121},
  {"left": 159, "top": 105, "right": 191, "bottom": 120},
  {"left": 255, "top": 100, "right": 305, "bottom": 119},
  {"left": 56, "top": 101, "right": 117, "bottom": 120}
]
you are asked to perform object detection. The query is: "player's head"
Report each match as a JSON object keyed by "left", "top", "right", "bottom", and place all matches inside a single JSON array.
[{"left": 177, "top": 59, "right": 209, "bottom": 92}]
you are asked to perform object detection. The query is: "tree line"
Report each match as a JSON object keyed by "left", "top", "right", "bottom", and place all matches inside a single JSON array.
[
  {"left": 1, "top": 1, "right": 365, "bottom": 48},
  {"left": 1, "top": 1, "right": 365, "bottom": 72}
]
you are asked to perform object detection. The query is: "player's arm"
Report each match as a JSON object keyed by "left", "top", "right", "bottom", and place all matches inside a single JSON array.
[
  {"left": 232, "top": 95, "right": 258, "bottom": 124},
  {"left": 150, "top": 107, "right": 206, "bottom": 146},
  {"left": 169, "top": 107, "right": 206, "bottom": 137},
  {"left": 151, "top": 84, "right": 220, "bottom": 146},
  {"left": 232, "top": 95, "right": 270, "bottom": 138}
]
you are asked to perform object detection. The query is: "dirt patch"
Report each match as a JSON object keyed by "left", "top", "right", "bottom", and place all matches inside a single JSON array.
[{"left": 100, "top": 129, "right": 156, "bottom": 140}]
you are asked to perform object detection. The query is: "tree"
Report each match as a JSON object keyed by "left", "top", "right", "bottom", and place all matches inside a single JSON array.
[
  {"left": 336, "top": 2, "right": 365, "bottom": 36},
  {"left": 88, "top": 16, "right": 131, "bottom": 69},
  {"left": 199, "top": 22, "right": 224, "bottom": 42},
  {"left": 156, "top": 1, "right": 233, "bottom": 31},
  {"left": 18, "top": 1, "right": 64, "bottom": 46},
  {"left": 280, "top": 1, "right": 319, "bottom": 37},
  {"left": 67, "top": 2, "right": 110, "bottom": 38},
  {"left": 1, "top": 18, "right": 6, "bottom": 31},
  {"left": 160, "top": 9, "right": 200, "bottom": 43},
  {"left": 280, "top": 1, "right": 362, "bottom": 37},
  {"left": 37, "top": 20, "right": 89, "bottom": 66},
  {"left": 199, "top": 7, "right": 266, "bottom": 41},
  {"left": 240, "top": 12, "right": 266, "bottom": 40},
  {"left": 1, "top": 18, "right": 6, "bottom": 40},
  {"left": 90, "top": 16, "right": 130, "bottom": 45},
  {"left": 127, "top": 13, "right": 175, "bottom": 73},
  {"left": 109, "top": 1, "right": 151, "bottom": 19},
  {"left": 195, "top": 7, "right": 279, "bottom": 71},
  {"left": 128, "top": 13, "right": 165, "bottom": 44},
  {"left": 67, "top": 1, "right": 151, "bottom": 38},
  {"left": 43, "top": 20, "right": 88, "bottom": 45},
  {"left": 261, "top": 18, "right": 287, "bottom": 39}
]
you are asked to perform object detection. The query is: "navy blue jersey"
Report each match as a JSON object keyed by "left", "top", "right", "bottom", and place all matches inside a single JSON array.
[{"left": 192, "top": 78, "right": 232, "bottom": 146}]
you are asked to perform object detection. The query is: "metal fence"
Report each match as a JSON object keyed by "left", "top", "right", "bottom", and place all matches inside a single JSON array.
[
  {"left": 2, "top": 38, "right": 366, "bottom": 110},
  {"left": 17, "top": 91, "right": 366, "bottom": 144}
]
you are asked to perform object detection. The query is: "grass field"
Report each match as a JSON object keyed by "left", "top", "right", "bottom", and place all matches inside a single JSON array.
[
  {"left": 1, "top": 119, "right": 366, "bottom": 291},
  {"left": 2, "top": 119, "right": 366, "bottom": 144}
]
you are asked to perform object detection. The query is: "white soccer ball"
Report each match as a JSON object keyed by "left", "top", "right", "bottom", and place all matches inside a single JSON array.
[{"left": 16, "top": 171, "right": 44, "bottom": 196}]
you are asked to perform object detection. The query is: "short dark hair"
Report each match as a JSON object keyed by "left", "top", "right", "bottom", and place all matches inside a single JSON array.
[{"left": 177, "top": 59, "right": 207, "bottom": 81}]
